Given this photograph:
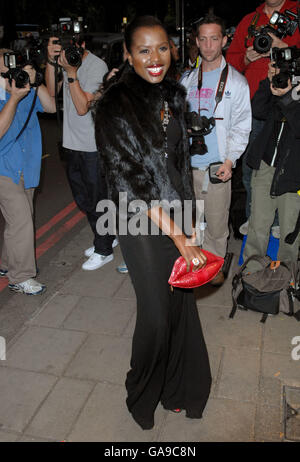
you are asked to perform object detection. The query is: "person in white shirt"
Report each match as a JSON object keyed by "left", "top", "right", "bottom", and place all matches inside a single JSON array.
[{"left": 180, "top": 13, "right": 252, "bottom": 285}]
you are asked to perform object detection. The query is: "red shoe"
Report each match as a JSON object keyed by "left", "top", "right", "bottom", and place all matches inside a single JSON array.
[{"left": 171, "top": 408, "right": 182, "bottom": 413}]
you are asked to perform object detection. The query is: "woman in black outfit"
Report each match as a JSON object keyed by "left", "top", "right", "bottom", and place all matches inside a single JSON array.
[{"left": 95, "top": 16, "right": 211, "bottom": 430}]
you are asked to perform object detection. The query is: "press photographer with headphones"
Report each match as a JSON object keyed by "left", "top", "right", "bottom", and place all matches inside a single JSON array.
[
  {"left": 46, "top": 31, "right": 116, "bottom": 272},
  {"left": 0, "top": 49, "right": 56, "bottom": 295}
]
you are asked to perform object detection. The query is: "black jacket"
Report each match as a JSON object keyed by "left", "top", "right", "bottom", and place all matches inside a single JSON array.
[
  {"left": 94, "top": 69, "right": 195, "bottom": 216},
  {"left": 247, "top": 77, "right": 300, "bottom": 196}
]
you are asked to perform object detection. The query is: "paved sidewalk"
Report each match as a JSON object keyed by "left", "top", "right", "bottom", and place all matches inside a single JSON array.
[{"left": 0, "top": 224, "right": 299, "bottom": 442}]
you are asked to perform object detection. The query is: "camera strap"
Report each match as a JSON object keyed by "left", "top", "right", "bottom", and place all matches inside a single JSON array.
[
  {"left": 197, "top": 62, "right": 229, "bottom": 115},
  {"left": 244, "top": 12, "right": 260, "bottom": 48},
  {"left": 15, "top": 89, "right": 38, "bottom": 141}
]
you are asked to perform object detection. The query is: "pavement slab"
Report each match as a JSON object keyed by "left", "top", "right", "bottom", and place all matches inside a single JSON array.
[
  {"left": 64, "top": 333, "right": 132, "bottom": 384},
  {"left": 0, "top": 368, "right": 57, "bottom": 433},
  {"left": 160, "top": 398, "right": 256, "bottom": 442},
  {"left": 24, "top": 377, "right": 95, "bottom": 441},
  {"left": 67, "top": 382, "right": 167, "bottom": 442},
  {"left": 1, "top": 326, "right": 87, "bottom": 376}
]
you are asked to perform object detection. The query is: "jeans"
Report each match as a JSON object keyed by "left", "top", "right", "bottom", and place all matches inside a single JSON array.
[{"left": 64, "top": 149, "right": 115, "bottom": 256}]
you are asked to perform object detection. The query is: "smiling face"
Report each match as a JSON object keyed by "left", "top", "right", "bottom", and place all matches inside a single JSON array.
[{"left": 127, "top": 25, "right": 171, "bottom": 84}]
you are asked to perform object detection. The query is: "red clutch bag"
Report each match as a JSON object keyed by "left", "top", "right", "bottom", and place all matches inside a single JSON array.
[{"left": 168, "top": 250, "right": 224, "bottom": 289}]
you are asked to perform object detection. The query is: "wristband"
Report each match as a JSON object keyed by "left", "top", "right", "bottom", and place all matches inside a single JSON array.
[{"left": 47, "top": 59, "right": 59, "bottom": 66}]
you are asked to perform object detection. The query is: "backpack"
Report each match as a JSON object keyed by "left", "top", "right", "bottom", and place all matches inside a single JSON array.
[{"left": 229, "top": 255, "right": 300, "bottom": 323}]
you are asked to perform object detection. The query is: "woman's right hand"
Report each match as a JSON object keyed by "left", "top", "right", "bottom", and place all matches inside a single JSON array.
[{"left": 172, "top": 233, "right": 207, "bottom": 272}]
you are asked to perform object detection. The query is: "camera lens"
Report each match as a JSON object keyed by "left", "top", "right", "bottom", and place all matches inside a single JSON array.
[
  {"left": 12, "top": 69, "right": 30, "bottom": 88},
  {"left": 253, "top": 33, "right": 273, "bottom": 54},
  {"left": 64, "top": 46, "right": 82, "bottom": 67},
  {"left": 190, "top": 136, "right": 208, "bottom": 156}
]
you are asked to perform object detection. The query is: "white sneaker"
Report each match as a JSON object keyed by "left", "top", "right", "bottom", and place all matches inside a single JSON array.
[
  {"left": 239, "top": 220, "right": 249, "bottom": 235},
  {"left": 82, "top": 253, "right": 114, "bottom": 271},
  {"left": 9, "top": 278, "right": 46, "bottom": 295},
  {"left": 84, "top": 246, "right": 95, "bottom": 258},
  {"left": 84, "top": 238, "right": 118, "bottom": 257},
  {"left": 271, "top": 226, "right": 280, "bottom": 239}
]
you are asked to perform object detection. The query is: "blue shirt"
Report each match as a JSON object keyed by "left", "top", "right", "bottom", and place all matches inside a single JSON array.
[
  {"left": 0, "top": 88, "right": 44, "bottom": 189},
  {"left": 185, "top": 67, "right": 221, "bottom": 169}
]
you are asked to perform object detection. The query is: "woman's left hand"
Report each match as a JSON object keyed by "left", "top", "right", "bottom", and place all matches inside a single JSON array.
[{"left": 172, "top": 234, "right": 207, "bottom": 272}]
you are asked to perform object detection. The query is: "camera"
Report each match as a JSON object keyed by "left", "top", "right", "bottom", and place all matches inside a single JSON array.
[
  {"left": 51, "top": 17, "right": 85, "bottom": 68},
  {"left": 1, "top": 52, "right": 30, "bottom": 88},
  {"left": 21, "top": 35, "right": 46, "bottom": 67},
  {"left": 1, "top": 51, "right": 44, "bottom": 88},
  {"left": 52, "top": 40, "right": 83, "bottom": 67},
  {"left": 271, "top": 46, "right": 300, "bottom": 88},
  {"left": 248, "top": 9, "right": 299, "bottom": 54},
  {"left": 185, "top": 111, "right": 215, "bottom": 155}
]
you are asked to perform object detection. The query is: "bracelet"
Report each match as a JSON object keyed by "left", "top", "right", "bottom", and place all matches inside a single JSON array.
[{"left": 47, "top": 59, "right": 59, "bottom": 66}]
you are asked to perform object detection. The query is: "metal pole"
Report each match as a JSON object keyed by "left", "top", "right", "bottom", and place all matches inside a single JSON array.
[
  {"left": 181, "top": 0, "right": 185, "bottom": 66},
  {"left": 175, "top": 0, "right": 180, "bottom": 30}
]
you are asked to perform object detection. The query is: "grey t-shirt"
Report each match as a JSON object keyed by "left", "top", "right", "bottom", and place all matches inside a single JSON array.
[{"left": 62, "top": 51, "right": 108, "bottom": 152}]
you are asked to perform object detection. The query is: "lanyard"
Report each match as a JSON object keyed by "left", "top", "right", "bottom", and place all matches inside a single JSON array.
[
  {"left": 197, "top": 62, "right": 229, "bottom": 115},
  {"left": 16, "top": 89, "right": 38, "bottom": 141}
]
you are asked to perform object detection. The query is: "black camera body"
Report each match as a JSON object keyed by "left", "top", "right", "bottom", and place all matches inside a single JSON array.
[
  {"left": 185, "top": 111, "right": 215, "bottom": 155},
  {"left": 52, "top": 39, "right": 84, "bottom": 68},
  {"left": 51, "top": 17, "right": 85, "bottom": 68},
  {"left": 1, "top": 53, "right": 29, "bottom": 88},
  {"left": 271, "top": 46, "right": 300, "bottom": 88},
  {"left": 248, "top": 9, "right": 299, "bottom": 54},
  {"left": 1, "top": 50, "right": 44, "bottom": 89},
  {"left": 249, "top": 25, "right": 278, "bottom": 54}
]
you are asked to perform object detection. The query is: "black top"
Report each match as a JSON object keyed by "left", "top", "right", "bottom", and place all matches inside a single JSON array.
[
  {"left": 95, "top": 69, "right": 195, "bottom": 214},
  {"left": 166, "top": 116, "right": 187, "bottom": 205},
  {"left": 247, "top": 77, "right": 300, "bottom": 196},
  {"left": 261, "top": 113, "right": 286, "bottom": 168}
]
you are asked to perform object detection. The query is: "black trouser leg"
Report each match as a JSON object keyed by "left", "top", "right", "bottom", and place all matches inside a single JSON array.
[{"left": 65, "top": 149, "right": 115, "bottom": 256}]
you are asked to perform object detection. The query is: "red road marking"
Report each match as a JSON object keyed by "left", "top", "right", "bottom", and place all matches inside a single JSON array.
[
  {"left": 0, "top": 202, "right": 85, "bottom": 293},
  {"left": 0, "top": 278, "right": 8, "bottom": 292},
  {"left": 36, "top": 202, "right": 77, "bottom": 240},
  {"left": 35, "top": 210, "right": 85, "bottom": 259}
]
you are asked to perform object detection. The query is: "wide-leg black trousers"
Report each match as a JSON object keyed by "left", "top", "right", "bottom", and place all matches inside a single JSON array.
[{"left": 119, "top": 231, "right": 212, "bottom": 430}]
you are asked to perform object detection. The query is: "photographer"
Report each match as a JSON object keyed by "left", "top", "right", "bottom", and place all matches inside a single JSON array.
[
  {"left": 243, "top": 60, "right": 300, "bottom": 271},
  {"left": 45, "top": 35, "right": 116, "bottom": 271},
  {"left": 0, "top": 49, "right": 56, "bottom": 295},
  {"left": 226, "top": 0, "right": 300, "bottom": 234},
  {"left": 180, "top": 13, "right": 252, "bottom": 286}
]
